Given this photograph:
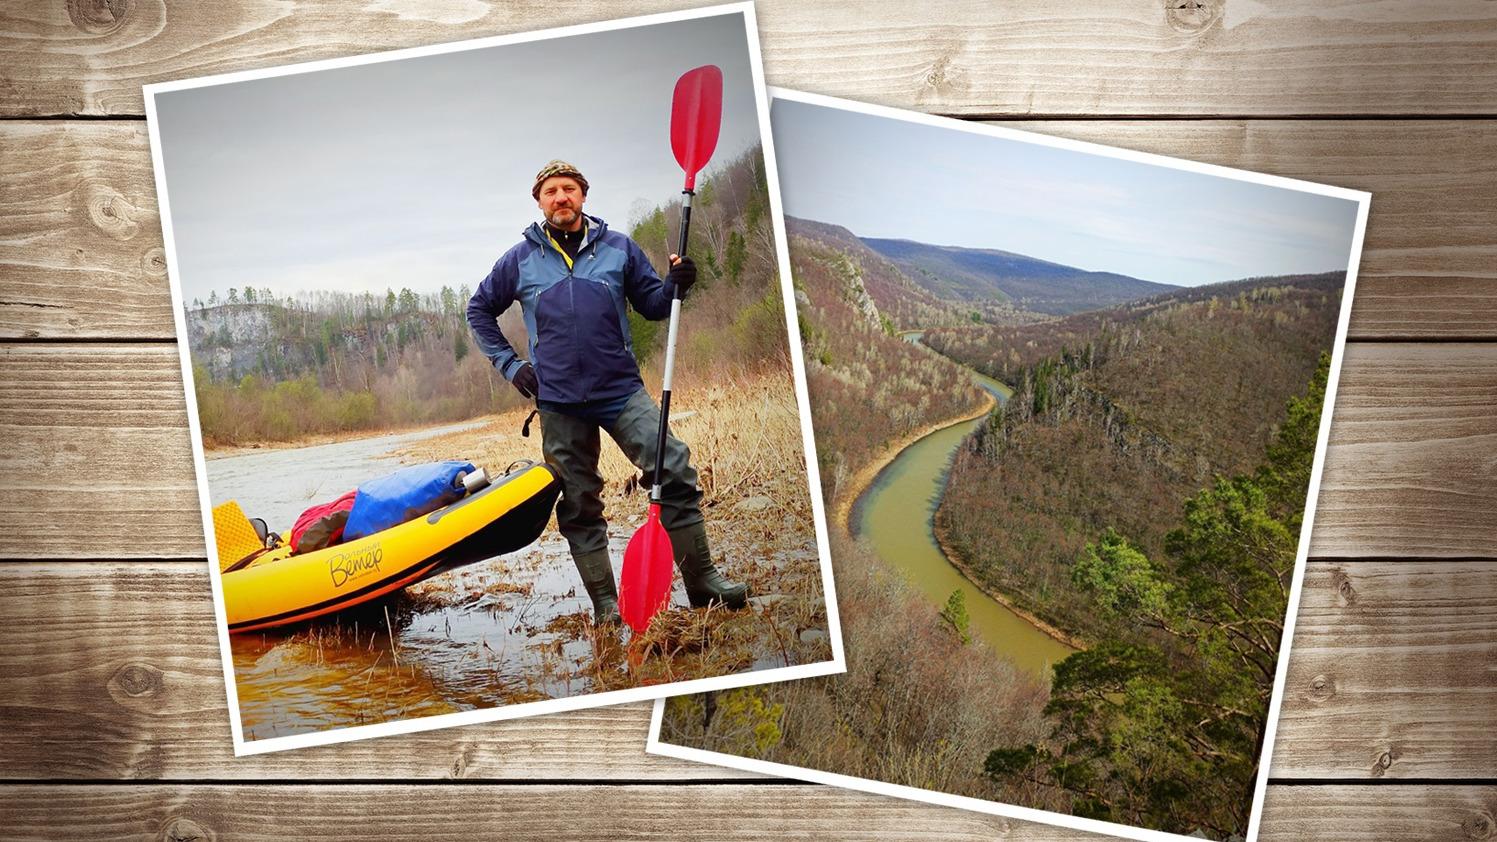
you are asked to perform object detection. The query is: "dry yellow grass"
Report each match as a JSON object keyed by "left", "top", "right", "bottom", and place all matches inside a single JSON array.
[
  {"left": 393, "top": 364, "right": 832, "bottom": 677},
  {"left": 396, "top": 363, "right": 818, "bottom": 564}
]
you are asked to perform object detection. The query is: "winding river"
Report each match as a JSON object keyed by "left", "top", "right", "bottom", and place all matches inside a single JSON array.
[{"left": 851, "top": 331, "right": 1076, "bottom": 678}]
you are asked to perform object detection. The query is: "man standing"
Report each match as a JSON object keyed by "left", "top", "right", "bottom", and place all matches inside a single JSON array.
[{"left": 467, "top": 160, "right": 748, "bottom": 627}]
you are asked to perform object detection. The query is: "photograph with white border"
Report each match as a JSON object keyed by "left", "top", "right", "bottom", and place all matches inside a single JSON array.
[
  {"left": 650, "top": 88, "right": 1370, "bottom": 842},
  {"left": 145, "top": 5, "right": 841, "bottom": 756}
]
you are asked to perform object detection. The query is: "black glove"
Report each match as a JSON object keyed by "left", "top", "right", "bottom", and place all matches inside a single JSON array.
[
  {"left": 510, "top": 362, "right": 538, "bottom": 400},
  {"left": 667, "top": 255, "right": 697, "bottom": 297}
]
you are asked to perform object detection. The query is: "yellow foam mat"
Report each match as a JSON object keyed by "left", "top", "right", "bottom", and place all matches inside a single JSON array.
[{"left": 212, "top": 500, "right": 265, "bottom": 573}]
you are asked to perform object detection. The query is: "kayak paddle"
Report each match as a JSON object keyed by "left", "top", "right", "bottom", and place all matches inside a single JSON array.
[{"left": 619, "top": 64, "right": 724, "bottom": 634}]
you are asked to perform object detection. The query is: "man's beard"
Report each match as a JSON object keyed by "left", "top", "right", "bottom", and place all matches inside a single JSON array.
[{"left": 547, "top": 207, "right": 579, "bottom": 228}]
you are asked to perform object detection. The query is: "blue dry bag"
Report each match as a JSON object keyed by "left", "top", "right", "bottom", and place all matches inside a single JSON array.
[{"left": 342, "top": 460, "right": 477, "bottom": 541}]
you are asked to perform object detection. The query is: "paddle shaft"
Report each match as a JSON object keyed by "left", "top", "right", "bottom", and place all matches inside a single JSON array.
[{"left": 650, "top": 191, "right": 693, "bottom": 503}]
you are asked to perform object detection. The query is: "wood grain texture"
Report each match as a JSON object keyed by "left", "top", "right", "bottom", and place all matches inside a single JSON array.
[
  {"left": 1315, "top": 343, "right": 1497, "bottom": 558},
  {"left": 0, "top": 122, "right": 170, "bottom": 339},
  {"left": 0, "top": 562, "right": 720, "bottom": 781},
  {"left": 5, "top": 342, "right": 1497, "bottom": 559},
  {"left": 0, "top": 783, "right": 1493, "bottom": 841},
  {"left": 2, "top": 559, "right": 1489, "bottom": 781},
  {"left": 6, "top": 1, "right": 1497, "bottom": 118},
  {"left": 4, "top": 3, "right": 1495, "bottom": 837},
  {"left": 0, "top": 784, "right": 1094, "bottom": 841},
  {"left": 5, "top": 120, "right": 1494, "bottom": 341},
  {"left": 0, "top": 343, "right": 200, "bottom": 557},
  {"left": 1259, "top": 785, "right": 1497, "bottom": 842},
  {"left": 1275, "top": 561, "right": 1497, "bottom": 780}
]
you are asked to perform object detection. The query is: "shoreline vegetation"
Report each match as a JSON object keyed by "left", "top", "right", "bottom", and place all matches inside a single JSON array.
[
  {"left": 830, "top": 389, "right": 993, "bottom": 532},
  {"left": 202, "top": 417, "right": 489, "bottom": 459},
  {"left": 661, "top": 223, "right": 1065, "bottom": 811},
  {"left": 210, "top": 145, "right": 842, "bottom": 733},
  {"left": 933, "top": 521, "right": 1089, "bottom": 651},
  {"left": 832, "top": 372, "right": 1085, "bottom": 651},
  {"left": 665, "top": 217, "right": 1343, "bottom": 839}
]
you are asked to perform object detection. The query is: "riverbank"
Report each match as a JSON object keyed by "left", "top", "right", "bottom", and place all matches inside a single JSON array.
[
  {"left": 841, "top": 340, "right": 1088, "bottom": 655},
  {"left": 832, "top": 390, "right": 994, "bottom": 537},
  {"left": 392, "top": 366, "right": 832, "bottom": 662},
  {"left": 203, "top": 416, "right": 493, "bottom": 460},
  {"left": 933, "top": 521, "right": 1089, "bottom": 651}
]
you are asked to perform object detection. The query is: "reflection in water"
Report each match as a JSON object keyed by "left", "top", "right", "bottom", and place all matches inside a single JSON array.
[{"left": 213, "top": 422, "right": 654, "bottom": 740}]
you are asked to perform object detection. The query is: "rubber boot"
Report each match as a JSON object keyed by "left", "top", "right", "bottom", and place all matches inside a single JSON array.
[
  {"left": 668, "top": 521, "right": 749, "bottom": 610},
  {"left": 571, "top": 548, "right": 620, "bottom": 626}
]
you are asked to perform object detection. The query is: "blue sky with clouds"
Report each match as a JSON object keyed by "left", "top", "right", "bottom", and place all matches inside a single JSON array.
[
  {"left": 770, "top": 97, "right": 1362, "bottom": 287},
  {"left": 153, "top": 12, "right": 762, "bottom": 304}
]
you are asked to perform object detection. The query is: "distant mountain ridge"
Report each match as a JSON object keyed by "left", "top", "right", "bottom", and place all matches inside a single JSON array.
[
  {"left": 862, "top": 236, "right": 1179, "bottom": 316},
  {"left": 785, "top": 217, "right": 960, "bottom": 329}
]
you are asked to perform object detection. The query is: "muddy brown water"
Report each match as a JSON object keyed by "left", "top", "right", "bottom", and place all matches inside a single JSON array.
[
  {"left": 850, "top": 333, "right": 1077, "bottom": 679},
  {"left": 206, "top": 421, "right": 704, "bottom": 741}
]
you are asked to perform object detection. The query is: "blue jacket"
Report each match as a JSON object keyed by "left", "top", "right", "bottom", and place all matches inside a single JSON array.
[{"left": 467, "top": 214, "right": 677, "bottom": 405}]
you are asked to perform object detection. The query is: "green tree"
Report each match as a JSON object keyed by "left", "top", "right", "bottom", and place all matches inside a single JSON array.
[
  {"left": 227, "top": 288, "right": 239, "bottom": 304},
  {"left": 940, "top": 589, "right": 971, "bottom": 644},
  {"left": 244, "top": 287, "right": 257, "bottom": 304},
  {"left": 985, "top": 359, "right": 1329, "bottom": 839},
  {"left": 725, "top": 229, "right": 746, "bottom": 284}
]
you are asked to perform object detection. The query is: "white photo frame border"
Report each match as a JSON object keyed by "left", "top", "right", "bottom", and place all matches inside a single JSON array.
[
  {"left": 646, "top": 85, "right": 1373, "bottom": 842},
  {"left": 143, "top": 5, "right": 845, "bottom": 758}
]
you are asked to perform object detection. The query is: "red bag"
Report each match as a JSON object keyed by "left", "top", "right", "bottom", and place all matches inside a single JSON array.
[{"left": 290, "top": 489, "right": 358, "bottom": 554}]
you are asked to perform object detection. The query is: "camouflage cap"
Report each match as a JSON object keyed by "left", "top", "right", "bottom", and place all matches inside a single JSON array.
[{"left": 532, "top": 160, "right": 589, "bottom": 199}]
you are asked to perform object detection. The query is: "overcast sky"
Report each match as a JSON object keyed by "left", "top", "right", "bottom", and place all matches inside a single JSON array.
[
  {"left": 770, "top": 98, "right": 1362, "bottom": 287},
  {"left": 153, "top": 12, "right": 762, "bottom": 304}
]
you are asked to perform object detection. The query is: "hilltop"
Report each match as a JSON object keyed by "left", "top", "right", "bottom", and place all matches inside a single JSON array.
[
  {"left": 929, "top": 271, "right": 1344, "bottom": 639},
  {"left": 864, "top": 237, "right": 1178, "bottom": 316}
]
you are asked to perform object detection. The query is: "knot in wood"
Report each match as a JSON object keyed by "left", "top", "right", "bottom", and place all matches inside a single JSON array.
[
  {"left": 1330, "top": 568, "right": 1357, "bottom": 605},
  {"left": 1371, "top": 749, "right": 1395, "bottom": 776},
  {"left": 77, "top": 181, "right": 141, "bottom": 242},
  {"left": 67, "top": 0, "right": 131, "bottom": 34},
  {"left": 111, "top": 661, "right": 163, "bottom": 698},
  {"left": 142, "top": 246, "right": 169, "bottom": 278},
  {"left": 1165, "top": 0, "right": 1221, "bottom": 35},
  {"left": 161, "top": 816, "right": 213, "bottom": 842},
  {"left": 449, "top": 741, "right": 477, "bottom": 778},
  {"left": 1307, "top": 673, "right": 1335, "bottom": 702},
  {"left": 915, "top": 39, "right": 968, "bottom": 102},
  {"left": 1464, "top": 811, "right": 1493, "bottom": 840}
]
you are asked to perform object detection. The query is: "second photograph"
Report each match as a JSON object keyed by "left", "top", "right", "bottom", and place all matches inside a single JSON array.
[{"left": 653, "top": 89, "right": 1369, "bottom": 842}]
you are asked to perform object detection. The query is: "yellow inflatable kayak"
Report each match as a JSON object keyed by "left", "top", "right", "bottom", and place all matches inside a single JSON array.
[{"left": 215, "top": 461, "right": 560, "bottom": 633}]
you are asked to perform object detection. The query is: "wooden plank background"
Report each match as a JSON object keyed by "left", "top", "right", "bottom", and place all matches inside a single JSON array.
[{"left": 3, "top": 2, "right": 1495, "bottom": 838}]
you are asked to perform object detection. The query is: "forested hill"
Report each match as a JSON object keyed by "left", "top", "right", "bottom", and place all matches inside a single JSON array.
[
  {"left": 924, "top": 271, "right": 1345, "bottom": 387},
  {"left": 186, "top": 290, "right": 493, "bottom": 386},
  {"left": 864, "top": 237, "right": 1178, "bottom": 316},
  {"left": 187, "top": 145, "right": 785, "bottom": 447},
  {"left": 786, "top": 225, "right": 984, "bottom": 505},
  {"left": 785, "top": 217, "right": 965, "bottom": 330},
  {"left": 931, "top": 270, "right": 1344, "bottom": 641}
]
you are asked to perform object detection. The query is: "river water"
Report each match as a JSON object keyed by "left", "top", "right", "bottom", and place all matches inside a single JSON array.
[
  {"left": 206, "top": 422, "right": 656, "bottom": 741},
  {"left": 850, "top": 333, "right": 1076, "bottom": 678}
]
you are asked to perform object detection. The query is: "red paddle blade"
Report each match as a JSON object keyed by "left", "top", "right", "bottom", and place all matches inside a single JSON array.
[
  {"left": 620, "top": 503, "right": 674, "bottom": 633},
  {"left": 670, "top": 65, "right": 723, "bottom": 191}
]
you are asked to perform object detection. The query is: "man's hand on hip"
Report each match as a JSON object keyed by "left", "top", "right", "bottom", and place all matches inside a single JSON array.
[
  {"left": 667, "top": 254, "right": 697, "bottom": 297},
  {"left": 510, "top": 362, "right": 538, "bottom": 400}
]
